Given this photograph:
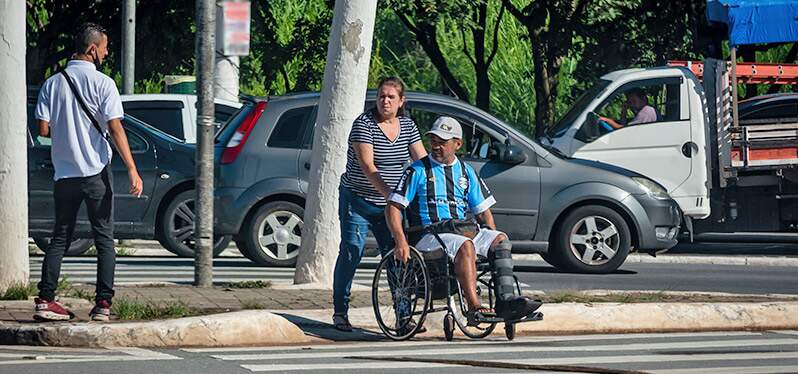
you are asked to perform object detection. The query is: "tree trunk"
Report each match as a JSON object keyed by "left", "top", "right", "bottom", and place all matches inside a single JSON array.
[
  {"left": 0, "top": 0, "right": 30, "bottom": 292},
  {"left": 472, "top": 2, "right": 491, "bottom": 111},
  {"left": 531, "top": 39, "right": 554, "bottom": 139},
  {"left": 294, "top": 0, "right": 378, "bottom": 286}
]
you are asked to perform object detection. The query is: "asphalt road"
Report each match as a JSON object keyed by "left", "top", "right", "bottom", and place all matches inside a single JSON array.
[{"left": 2, "top": 331, "right": 797, "bottom": 373}]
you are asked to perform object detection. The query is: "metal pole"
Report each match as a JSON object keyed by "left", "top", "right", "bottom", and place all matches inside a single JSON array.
[
  {"left": 0, "top": 0, "right": 30, "bottom": 292},
  {"left": 194, "top": 0, "right": 215, "bottom": 287},
  {"left": 122, "top": 0, "right": 135, "bottom": 94},
  {"left": 730, "top": 46, "right": 739, "bottom": 128}
]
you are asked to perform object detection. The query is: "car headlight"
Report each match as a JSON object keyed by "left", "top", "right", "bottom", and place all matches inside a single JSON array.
[{"left": 631, "top": 177, "right": 670, "bottom": 199}]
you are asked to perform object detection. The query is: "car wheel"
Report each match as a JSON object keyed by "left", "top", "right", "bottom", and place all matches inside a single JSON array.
[
  {"left": 32, "top": 236, "right": 94, "bottom": 256},
  {"left": 551, "top": 205, "right": 630, "bottom": 274},
  {"left": 158, "top": 190, "right": 232, "bottom": 258},
  {"left": 239, "top": 201, "right": 303, "bottom": 267}
]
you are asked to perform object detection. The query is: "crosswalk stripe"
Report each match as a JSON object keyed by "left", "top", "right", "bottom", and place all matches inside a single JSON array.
[
  {"left": 211, "top": 338, "right": 798, "bottom": 361},
  {"left": 506, "top": 351, "right": 798, "bottom": 366},
  {"left": 182, "top": 331, "right": 764, "bottom": 353},
  {"left": 651, "top": 366, "right": 798, "bottom": 374},
  {"left": 242, "top": 362, "right": 455, "bottom": 372}
]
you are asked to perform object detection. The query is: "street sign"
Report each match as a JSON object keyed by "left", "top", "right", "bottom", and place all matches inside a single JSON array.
[{"left": 216, "top": 1, "right": 250, "bottom": 56}]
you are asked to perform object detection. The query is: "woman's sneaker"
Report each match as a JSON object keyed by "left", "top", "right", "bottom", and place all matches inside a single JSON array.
[
  {"left": 33, "top": 298, "right": 73, "bottom": 321},
  {"left": 90, "top": 300, "right": 111, "bottom": 322}
]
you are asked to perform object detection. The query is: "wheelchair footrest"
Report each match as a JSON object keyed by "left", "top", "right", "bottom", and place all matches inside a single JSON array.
[{"left": 477, "top": 311, "right": 544, "bottom": 324}]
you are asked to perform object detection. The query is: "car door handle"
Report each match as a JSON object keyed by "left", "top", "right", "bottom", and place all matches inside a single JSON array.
[
  {"left": 304, "top": 162, "right": 311, "bottom": 170},
  {"left": 681, "top": 142, "right": 696, "bottom": 158}
]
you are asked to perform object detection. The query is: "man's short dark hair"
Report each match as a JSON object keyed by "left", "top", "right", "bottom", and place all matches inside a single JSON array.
[
  {"left": 74, "top": 23, "right": 107, "bottom": 54},
  {"left": 626, "top": 87, "right": 647, "bottom": 101}
]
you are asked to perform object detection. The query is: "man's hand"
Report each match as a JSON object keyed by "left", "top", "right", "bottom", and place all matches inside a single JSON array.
[
  {"left": 394, "top": 240, "right": 410, "bottom": 264},
  {"left": 129, "top": 170, "right": 143, "bottom": 197}
]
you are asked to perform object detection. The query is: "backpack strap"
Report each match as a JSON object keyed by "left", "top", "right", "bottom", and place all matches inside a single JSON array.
[{"left": 59, "top": 68, "right": 110, "bottom": 143}]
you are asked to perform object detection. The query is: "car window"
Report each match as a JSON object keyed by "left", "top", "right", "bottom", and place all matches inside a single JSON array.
[
  {"left": 214, "top": 104, "right": 238, "bottom": 128},
  {"left": 268, "top": 106, "right": 317, "bottom": 149},
  {"left": 123, "top": 127, "right": 148, "bottom": 153},
  {"left": 405, "top": 106, "right": 501, "bottom": 161},
  {"left": 741, "top": 103, "right": 798, "bottom": 122},
  {"left": 577, "top": 78, "right": 682, "bottom": 144},
  {"left": 122, "top": 101, "right": 185, "bottom": 141}
]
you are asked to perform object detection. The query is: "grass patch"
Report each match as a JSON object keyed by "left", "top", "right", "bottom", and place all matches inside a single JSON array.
[
  {"left": 116, "top": 246, "right": 137, "bottom": 256},
  {"left": 84, "top": 246, "right": 97, "bottom": 256},
  {"left": 0, "top": 282, "right": 38, "bottom": 300},
  {"left": 240, "top": 299, "right": 265, "bottom": 309},
  {"left": 113, "top": 298, "right": 197, "bottom": 320},
  {"left": 540, "top": 290, "right": 671, "bottom": 304},
  {"left": 223, "top": 280, "right": 272, "bottom": 289}
]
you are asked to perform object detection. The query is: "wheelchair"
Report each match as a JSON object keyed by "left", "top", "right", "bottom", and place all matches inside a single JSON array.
[{"left": 370, "top": 228, "right": 543, "bottom": 341}]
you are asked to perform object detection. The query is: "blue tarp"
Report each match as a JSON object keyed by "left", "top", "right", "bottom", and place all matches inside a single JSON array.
[{"left": 707, "top": 0, "right": 798, "bottom": 46}]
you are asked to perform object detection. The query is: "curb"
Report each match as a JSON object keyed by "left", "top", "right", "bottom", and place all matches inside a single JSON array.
[
  {"left": 0, "top": 310, "right": 309, "bottom": 347},
  {"left": 513, "top": 253, "right": 798, "bottom": 267},
  {"left": 277, "top": 301, "right": 798, "bottom": 339}
]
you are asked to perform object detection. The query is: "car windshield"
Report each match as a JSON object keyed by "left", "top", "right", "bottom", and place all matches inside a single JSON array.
[{"left": 546, "top": 79, "right": 611, "bottom": 138}]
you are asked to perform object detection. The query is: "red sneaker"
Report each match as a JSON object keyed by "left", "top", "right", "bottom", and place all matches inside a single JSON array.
[
  {"left": 90, "top": 300, "right": 111, "bottom": 322},
  {"left": 33, "top": 297, "right": 74, "bottom": 321}
]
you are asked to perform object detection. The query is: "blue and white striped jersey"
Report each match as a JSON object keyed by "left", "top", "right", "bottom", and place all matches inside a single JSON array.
[{"left": 389, "top": 156, "right": 496, "bottom": 227}]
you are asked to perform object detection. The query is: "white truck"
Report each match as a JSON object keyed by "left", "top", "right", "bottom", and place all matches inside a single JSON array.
[{"left": 542, "top": 58, "right": 798, "bottom": 242}]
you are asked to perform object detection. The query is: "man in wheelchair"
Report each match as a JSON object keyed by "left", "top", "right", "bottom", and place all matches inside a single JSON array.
[{"left": 385, "top": 116, "right": 541, "bottom": 326}]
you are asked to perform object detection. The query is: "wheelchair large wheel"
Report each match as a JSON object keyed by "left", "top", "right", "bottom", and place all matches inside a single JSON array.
[
  {"left": 450, "top": 277, "right": 497, "bottom": 339},
  {"left": 371, "top": 247, "right": 431, "bottom": 341}
]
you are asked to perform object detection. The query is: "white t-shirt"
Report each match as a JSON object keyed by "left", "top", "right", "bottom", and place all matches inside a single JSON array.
[
  {"left": 629, "top": 105, "right": 658, "bottom": 125},
  {"left": 35, "top": 60, "right": 123, "bottom": 181}
]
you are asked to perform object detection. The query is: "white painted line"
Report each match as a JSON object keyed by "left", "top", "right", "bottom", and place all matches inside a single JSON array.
[
  {"left": 0, "top": 354, "right": 180, "bottom": 365},
  {"left": 771, "top": 330, "right": 798, "bottom": 336},
  {"left": 242, "top": 361, "right": 455, "bottom": 372},
  {"left": 183, "top": 331, "right": 763, "bottom": 353},
  {"left": 107, "top": 347, "right": 180, "bottom": 359},
  {"left": 212, "top": 338, "right": 798, "bottom": 361},
  {"left": 506, "top": 351, "right": 798, "bottom": 366},
  {"left": 651, "top": 366, "right": 798, "bottom": 374},
  {"left": 0, "top": 346, "right": 105, "bottom": 353}
]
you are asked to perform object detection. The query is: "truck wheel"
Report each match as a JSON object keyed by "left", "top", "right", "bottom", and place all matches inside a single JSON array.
[
  {"left": 551, "top": 205, "right": 630, "bottom": 274},
  {"left": 32, "top": 236, "right": 94, "bottom": 256},
  {"left": 158, "top": 190, "right": 232, "bottom": 258},
  {"left": 238, "top": 201, "right": 304, "bottom": 267}
]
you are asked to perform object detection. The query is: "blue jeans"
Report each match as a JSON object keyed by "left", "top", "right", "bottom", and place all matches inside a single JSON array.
[{"left": 333, "top": 185, "right": 394, "bottom": 315}]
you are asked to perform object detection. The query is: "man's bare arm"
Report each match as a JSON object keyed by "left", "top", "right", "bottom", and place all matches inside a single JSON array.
[
  {"left": 38, "top": 120, "right": 50, "bottom": 138},
  {"left": 475, "top": 209, "right": 496, "bottom": 230},
  {"left": 107, "top": 118, "right": 143, "bottom": 197}
]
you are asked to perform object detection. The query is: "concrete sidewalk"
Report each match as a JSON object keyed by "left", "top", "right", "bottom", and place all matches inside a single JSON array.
[{"left": 2, "top": 284, "right": 798, "bottom": 347}]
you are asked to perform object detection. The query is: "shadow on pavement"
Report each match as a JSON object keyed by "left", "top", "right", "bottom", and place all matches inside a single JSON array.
[
  {"left": 512, "top": 265, "right": 637, "bottom": 275},
  {"left": 276, "top": 313, "right": 386, "bottom": 342}
]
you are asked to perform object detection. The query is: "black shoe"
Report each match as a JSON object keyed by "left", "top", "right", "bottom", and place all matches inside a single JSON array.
[
  {"left": 397, "top": 318, "right": 426, "bottom": 335},
  {"left": 495, "top": 296, "right": 542, "bottom": 321},
  {"left": 333, "top": 314, "right": 353, "bottom": 332}
]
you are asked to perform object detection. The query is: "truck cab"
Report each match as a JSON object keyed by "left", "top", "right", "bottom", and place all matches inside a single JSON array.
[{"left": 543, "top": 67, "right": 711, "bottom": 220}]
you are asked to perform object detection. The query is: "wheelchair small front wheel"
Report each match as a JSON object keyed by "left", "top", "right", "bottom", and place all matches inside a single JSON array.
[
  {"left": 371, "top": 248, "right": 431, "bottom": 341},
  {"left": 505, "top": 322, "right": 516, "bottom": 341},
  {"left": 443, "top": 314, "right": 455, "bottom": 341}
]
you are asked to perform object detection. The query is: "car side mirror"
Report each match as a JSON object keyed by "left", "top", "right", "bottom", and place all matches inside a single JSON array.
[{"left": 499, "top": 143, "right": 527, "bottom": 164}]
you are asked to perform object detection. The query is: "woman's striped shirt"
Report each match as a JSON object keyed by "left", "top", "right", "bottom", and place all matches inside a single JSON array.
[{"left": 341, "top": 110, "right": 422, "bottom": 205}]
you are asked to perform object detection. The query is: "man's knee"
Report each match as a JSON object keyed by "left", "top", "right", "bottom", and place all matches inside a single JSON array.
[{"left": 456, "top": 240, "right": 476, "bottom": 261}]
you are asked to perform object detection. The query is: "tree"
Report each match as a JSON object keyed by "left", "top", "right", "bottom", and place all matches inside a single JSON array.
[
  {"left": 389, "top": 0, "right": 506, "bottom": 111},
  {"left": 502, "top": 0, "right": 591, "bottom": 138}
]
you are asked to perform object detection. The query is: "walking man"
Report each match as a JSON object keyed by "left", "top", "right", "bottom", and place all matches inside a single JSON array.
[{"left": 33, "top": 23, "right": 143, "bottom": 321}]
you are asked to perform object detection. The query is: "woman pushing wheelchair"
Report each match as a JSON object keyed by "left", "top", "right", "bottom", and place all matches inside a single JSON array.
[{"left": 385, "top": 116, "right": 542, "bottom": 328}]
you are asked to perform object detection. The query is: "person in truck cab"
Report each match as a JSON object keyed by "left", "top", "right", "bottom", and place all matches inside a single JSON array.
[{"left": 600, "top": 88, "right": 659, "bottom": 130}]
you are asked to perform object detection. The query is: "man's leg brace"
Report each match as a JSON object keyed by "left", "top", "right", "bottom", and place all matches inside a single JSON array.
[{"left": 489, "top": 240, "right": 516, "bottom": 302}]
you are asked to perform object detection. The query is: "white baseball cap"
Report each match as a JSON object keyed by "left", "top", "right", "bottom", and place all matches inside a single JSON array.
[{"left": 426, "top": 116, "right": 463, "bottom": 140}]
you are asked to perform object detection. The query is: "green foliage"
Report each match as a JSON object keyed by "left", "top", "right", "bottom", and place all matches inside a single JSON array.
[
  {"left": 114, "top": 298, "right": 196, "bottom": 320},
  {"left": 240, "top": 300, "right": 265, "bottom": 309},
  {"left": 223, "top": 280, "right": 272, "bottom": 289},
  {"left": 0, "top": 283, "right": 38, "bottom": 300}
]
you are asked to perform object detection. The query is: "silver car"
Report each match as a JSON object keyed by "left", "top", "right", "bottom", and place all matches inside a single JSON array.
[{"left": 213, "top": 92, "right": 681, "bottom": 273}]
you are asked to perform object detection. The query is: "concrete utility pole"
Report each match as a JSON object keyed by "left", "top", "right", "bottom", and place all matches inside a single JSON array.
[
  {"left": 294, "top": 0, "right": 378, "bottom": 286},
  {"left": 122, "top": 0, "right": 135, "bottom": 94},
  {"left": 194, "top": 0, "right": 216, "bottom": 287},
  {"left": 214, "top": 55, "right": 239, "bottom": 102},
  {"left": 0, "top": 0, "right": 30, "bottom": 292}
]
